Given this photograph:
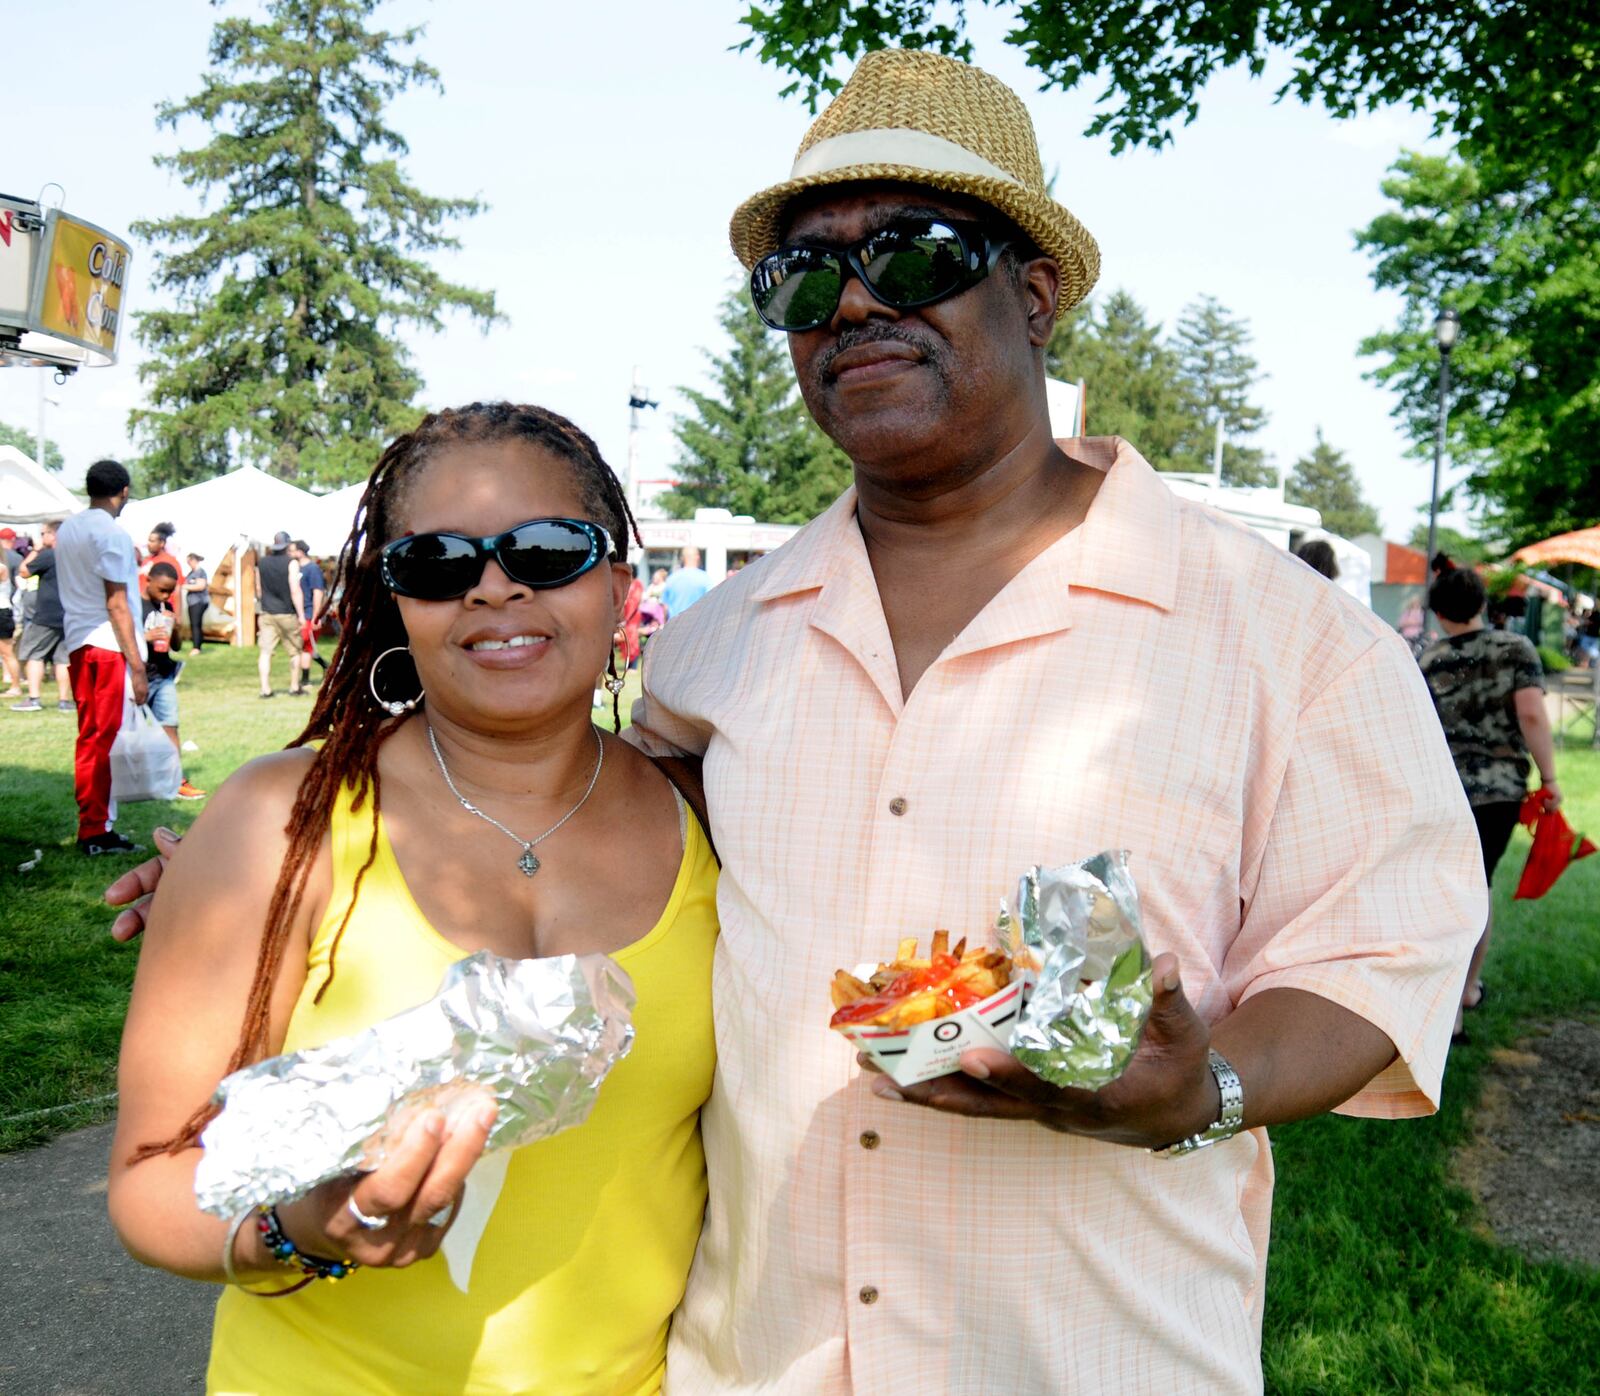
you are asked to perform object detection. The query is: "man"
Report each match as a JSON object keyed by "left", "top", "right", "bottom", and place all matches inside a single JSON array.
[
  {"left": 1418, "top": 563, "right": 1559, "bottom": 1037},
  {"left": 141, "top": 563, "right": 206, "bottom": 800},
  {"left": 56, "top": 459, "right": 148, "bottom": 857},
  {"left": 660, "top": 545, "right": 710, "bottom": 617},
  {"left": 10, "top": 520, "right": 75, "bottom": 712},
  {"left": 0, "top": 525, "right": 21, "bottom": 587},
  {"left": 109, "top": 51, "right": 1482, "bottom": 1393},
  {"left": 286, "top": 538, "right": 327, "bottom": 687},
  {"left": 254, "top": 530, "right": 304, "bottom": 698},
  {"left": 627, "top": 51, "right": 1480, "bottom": 1393}
]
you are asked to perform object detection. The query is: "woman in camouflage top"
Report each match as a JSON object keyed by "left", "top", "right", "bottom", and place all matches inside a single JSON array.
[{"left": 1419, "top": 564, "right": 1562, "bottom": 1037}]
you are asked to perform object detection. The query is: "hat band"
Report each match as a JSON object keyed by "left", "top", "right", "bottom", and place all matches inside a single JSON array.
[{"left": 790, "top": 128, "right": 1021, "bottom": 187}]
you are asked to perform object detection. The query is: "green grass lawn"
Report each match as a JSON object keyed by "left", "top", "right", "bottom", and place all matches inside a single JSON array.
[
  {"left": 1263, "top": 745, "right": 1600, "bottom": 1395},
  {"left": 2, "top": 653, "right": 1596, "bottom": 1390}
]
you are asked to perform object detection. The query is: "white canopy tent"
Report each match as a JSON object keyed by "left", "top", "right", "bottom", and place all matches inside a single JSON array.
[
  {"left": 1294, "top": 527, "right": 1373, "bottom": 607},
  {"left": 0, "top": 444, "right": 81, "bottom": 526},
  {"left": 301, "top": 480, "right": 366, "bottom": 558},
  {"left": 119, "top": 465, "right": 321, "bottom": 567}
]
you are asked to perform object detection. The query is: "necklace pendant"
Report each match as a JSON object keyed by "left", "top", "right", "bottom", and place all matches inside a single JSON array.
[{"left": 517, "top": 848, "right": 541, "bottom": 877}]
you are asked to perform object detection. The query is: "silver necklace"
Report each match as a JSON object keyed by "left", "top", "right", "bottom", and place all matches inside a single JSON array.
[{"left": 427, "top": 723, "right": 605, "bottom": 877}]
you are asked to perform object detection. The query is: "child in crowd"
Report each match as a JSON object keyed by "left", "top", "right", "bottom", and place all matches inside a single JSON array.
[{"left": 143, "top": 563, "right": 206, "bottom": 800}]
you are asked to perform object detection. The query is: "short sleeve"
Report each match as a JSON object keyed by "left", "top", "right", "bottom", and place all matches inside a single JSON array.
[
  {"left": 624, "top": 617, "right": 714, "bottom": 761},
  {"left": 94, "top": 527, "right": 127, "bottom": 585},
  {"left": 1512, "top": 636, "right": 1545, "bottom": 693},
  {"left": 1225, "top": 633, "right": 1485, "bottom": 1118}
]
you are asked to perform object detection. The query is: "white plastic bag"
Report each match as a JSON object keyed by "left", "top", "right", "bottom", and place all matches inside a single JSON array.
[{"left": 111, "top": 702, "right": 183, "bottom": 803}]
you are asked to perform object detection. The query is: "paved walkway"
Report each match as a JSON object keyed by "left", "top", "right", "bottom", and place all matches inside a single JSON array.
[{"left": 0, "top": 1122, "right": 211, "bottom": 1396}]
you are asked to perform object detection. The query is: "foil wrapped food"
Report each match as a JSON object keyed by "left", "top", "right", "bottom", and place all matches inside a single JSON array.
[
  {"left": 1002, "top": 850, "right": 1153, "bottom": 1089},
  {"left": 194, "top": 950, "right": 635, "bottom": 1218}
]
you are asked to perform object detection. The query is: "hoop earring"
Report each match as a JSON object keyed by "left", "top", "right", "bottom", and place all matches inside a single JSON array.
[{"left": 369, "top": 645, "right": 424, "bottom": 716}]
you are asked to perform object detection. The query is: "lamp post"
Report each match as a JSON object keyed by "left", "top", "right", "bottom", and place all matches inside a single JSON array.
[{"left": 1421, "top": 307, "right": 1460, "bottom": 639}]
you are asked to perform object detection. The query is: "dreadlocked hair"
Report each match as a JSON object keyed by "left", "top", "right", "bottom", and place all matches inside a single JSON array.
[{"left": 134, "top": 403, "right": 643, "bottom": 1161}]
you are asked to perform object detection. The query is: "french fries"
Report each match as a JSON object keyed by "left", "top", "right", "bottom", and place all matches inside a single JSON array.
[{"left": 829, "top": 933, "right": 1014, "bottom": 1030}]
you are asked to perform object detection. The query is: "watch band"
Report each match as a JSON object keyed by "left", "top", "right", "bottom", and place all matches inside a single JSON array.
[{"left": 1151, "top": 1048, "right": 1245, "bottom": 1158}]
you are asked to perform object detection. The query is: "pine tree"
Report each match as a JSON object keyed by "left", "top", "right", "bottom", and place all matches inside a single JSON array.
[
  {"left": 1045, "top": 290, "right": 1189, "bottom": 467},
  {"left": 1285, "top": 430, "right": 1382, "bottom": 539},
  {"left": 129, "top": 0, "right": 500, "bottom": 489},
  {"left": 659, "top": 291, "right": 853, "bottom": 524},
  {"left": 1170, "top": 296, "right": 1276, "bottom": 487},
  {"left": 0, "top": 420, "right": 64, "bottom": 471}
]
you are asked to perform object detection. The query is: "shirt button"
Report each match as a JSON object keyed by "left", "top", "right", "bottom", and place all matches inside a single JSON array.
[
  {"left": 859, "top": 1285, "right": 879, "bottom": 1305},
  {"left": 859, "top": 1130, "right": 880, "bottom": 1150},
  {"left": 888, "top": 797, "right": 908, "bottom": 817}
]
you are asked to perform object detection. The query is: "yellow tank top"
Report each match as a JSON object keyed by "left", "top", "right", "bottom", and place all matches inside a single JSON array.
[{"left": 208, "top": 779, "right": 718, "bottom": 1396}]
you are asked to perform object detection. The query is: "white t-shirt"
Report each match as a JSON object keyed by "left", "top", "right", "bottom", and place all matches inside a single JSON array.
[{"left": 55, "top": 507, "right": 143, "bottom": 655}]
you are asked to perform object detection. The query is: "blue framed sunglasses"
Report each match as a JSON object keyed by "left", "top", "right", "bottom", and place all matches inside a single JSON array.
[{"left": 380, "top": 517, "right": 615, "bottom": 600}]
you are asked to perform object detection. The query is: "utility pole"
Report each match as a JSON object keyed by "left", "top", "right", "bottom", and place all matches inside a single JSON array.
[
  {"left": 1212, "top": 416, "right": 1225, "bottom": 490},
  {"left": 626, "top": 365, "right": 659, "bottom": 528},
  {"left": 36, "top": 370, "right": 59, "bottom": 470},
  {"left": 1421, "top": 309, "right": 1461, "bottom": 641}
]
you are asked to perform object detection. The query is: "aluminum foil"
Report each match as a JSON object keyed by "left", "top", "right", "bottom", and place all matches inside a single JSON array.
[
  {"left": 194, "top": 950, "right": 635, "bottom": 1217},
  {"left": 1002, "top": 850, "right": 1153, "bottom": 1089}
]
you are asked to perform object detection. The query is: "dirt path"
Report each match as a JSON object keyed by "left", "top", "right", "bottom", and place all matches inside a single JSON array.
[
  {"left": 1452, "top": 1019, "right": 1600, "bottom": 1270},
  {"left": 0, "top": 1121, "right": 211, "bottom": 1396}
]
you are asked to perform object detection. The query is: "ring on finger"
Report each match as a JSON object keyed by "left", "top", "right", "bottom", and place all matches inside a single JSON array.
[
  {"left": 346, "top": 1195, "right": 391, "bottom": 1231},
  {"left": 426, "top": 1201, "right": 455, "bottom": 1229}
]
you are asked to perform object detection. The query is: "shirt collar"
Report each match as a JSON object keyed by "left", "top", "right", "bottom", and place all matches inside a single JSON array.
[{"left": 750, "top": 436, "right": 1180, "bottom": 614}]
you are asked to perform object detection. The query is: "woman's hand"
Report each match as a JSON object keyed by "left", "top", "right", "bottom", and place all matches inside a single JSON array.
[{"left": 255, "top": 1097, "right": 497, "bottom": 1275}]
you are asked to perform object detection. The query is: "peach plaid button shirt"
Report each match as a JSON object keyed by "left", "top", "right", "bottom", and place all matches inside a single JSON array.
[{"left": 631, "top": 438, "right": 1483, "bottom": 1395}]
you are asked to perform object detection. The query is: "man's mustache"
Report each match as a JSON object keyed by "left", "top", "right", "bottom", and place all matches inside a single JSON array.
[{"left": 816, "top": 324, "right": 939, "bottom": 382}]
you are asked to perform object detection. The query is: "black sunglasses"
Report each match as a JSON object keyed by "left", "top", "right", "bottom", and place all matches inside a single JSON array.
[
  {"left": 750, "top": 216, "right": 1010, "bottom": 332},
  {"left": 380, "top": 517, "right": 615, "bottom": 600}
]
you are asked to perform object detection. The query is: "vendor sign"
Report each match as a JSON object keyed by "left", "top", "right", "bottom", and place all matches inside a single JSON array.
[
  {"left": 0, "top": 202, "right": 37, "bottom": 322},
  {"left": 29, "top": 210, "right": 130, "bottom": 362}
]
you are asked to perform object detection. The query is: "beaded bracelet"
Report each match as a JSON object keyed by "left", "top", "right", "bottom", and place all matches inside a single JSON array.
[{"left": 256, "top": 1205, "right": 360, "bottom": 1283}]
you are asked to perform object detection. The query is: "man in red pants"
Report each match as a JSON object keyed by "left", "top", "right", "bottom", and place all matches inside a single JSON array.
[{"left": 54, "top": 459, "right": 149, "bottom": 856}]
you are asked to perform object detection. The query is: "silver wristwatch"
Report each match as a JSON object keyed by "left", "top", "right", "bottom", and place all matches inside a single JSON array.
[{"left": 1151, "top": 1048, "right": 1245, "bottom": 1158}]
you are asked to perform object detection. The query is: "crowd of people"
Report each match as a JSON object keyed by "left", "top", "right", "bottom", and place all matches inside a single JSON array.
[{"left": 6, "top": 457, "right": 358, "bottom": 851}]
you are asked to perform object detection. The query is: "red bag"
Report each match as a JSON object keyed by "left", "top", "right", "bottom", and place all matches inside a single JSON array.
[{"left": 1512, "top": 789, "right": 1597, "bottom": 900}]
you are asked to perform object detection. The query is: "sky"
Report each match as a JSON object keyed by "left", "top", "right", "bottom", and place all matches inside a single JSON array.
[{"left": 0, "top": 0, "right": 1463, "bottom": 538}]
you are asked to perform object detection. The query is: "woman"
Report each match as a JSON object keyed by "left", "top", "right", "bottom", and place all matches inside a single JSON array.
[
  {"left": 0, "top": 550, "right": 22, "bottom": 696},
  {"left": 1418, "top": 561, "right": 1561, "bottom": 1039},
  {"left": 620, "top": 572, "right": 645, "bottom": 670},
  {"left": 140, "top": 521, "right": 185, "bottom": 597},
  {"left": 109, "top": 404, "right": 718, "bottom": 1395},
  {"left": 184, "top": 552, "right": 210, "bottom": 654}
]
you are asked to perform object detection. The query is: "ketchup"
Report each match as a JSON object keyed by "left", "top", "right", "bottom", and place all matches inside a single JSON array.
[{"left": 830, "top": 953, "right": 976, "bottom": 1027}]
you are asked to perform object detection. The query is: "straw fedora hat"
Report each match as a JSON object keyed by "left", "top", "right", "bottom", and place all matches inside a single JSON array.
[{"left": 729, "top": 48, "right": 1100, "bottom": 318}]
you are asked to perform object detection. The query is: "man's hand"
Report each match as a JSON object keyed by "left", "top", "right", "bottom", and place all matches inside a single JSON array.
[
  {"left": 129, "top": 663, "right": 149, "bottom": 707},
  {"left": 106, "top": 827, "right": 182, "bottom": 942},
  {"left": 1539, "top": 781, "right": 1563, "bottom": 813},
  {"left": 860, "top": 953, "right": 1221, "bottom": 1149}
]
